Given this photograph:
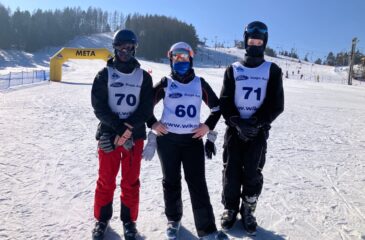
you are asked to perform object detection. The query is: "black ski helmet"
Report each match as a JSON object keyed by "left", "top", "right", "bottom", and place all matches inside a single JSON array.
[
  {"left": 113, "top": 29, "right": 138, "bottom": 47},
  {"left": 244, "top": 21, "right": 268, "bottom": 50}
]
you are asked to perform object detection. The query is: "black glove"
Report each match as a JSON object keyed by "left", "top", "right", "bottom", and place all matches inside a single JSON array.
[
  {"left": 98, "top": 132, "right": 116, "bottom": 153},
  {"left": 205, "top": 140, "right": 216, "bottom": 159},
  {"left": 205, "top": 130, "right": 218, "bottom": 159},
  {"left": 123, "top": 137, "right": 134, "bottom": 150},
  {"left": 230, "top": 116, "right": 259, "bottom": 142}
]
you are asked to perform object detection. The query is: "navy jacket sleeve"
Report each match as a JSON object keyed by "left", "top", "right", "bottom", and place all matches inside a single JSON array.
[
  {"left": 201, "top": 78, "right": 221, "bottom": 130},
  {"left": 251, "top": 63, "right": 284, "bottom": 125},
  {"left": 219, "top": 66, "right": 240, "bottom": 123},
  {"left": 91, "top": 67, "right": 127, "bottom": 135},
  {"left": 146, "top": 77, "right": 167, "bottom": 128}
]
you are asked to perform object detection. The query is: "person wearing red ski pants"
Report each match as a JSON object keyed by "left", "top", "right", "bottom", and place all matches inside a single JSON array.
[{"left": 94, "top": 140, "right": 143, "bottom": 223}]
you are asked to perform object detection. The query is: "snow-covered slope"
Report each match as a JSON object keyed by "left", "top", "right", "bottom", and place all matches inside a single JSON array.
[
  {"left": 0, "top": 35, "right": 364, "bottom": 240},
  {"left": 0, "top": 33, "right": 114, "bottom": 74},
  {"left": 1, "top": 32, "right": 359, "bottom": 86}
]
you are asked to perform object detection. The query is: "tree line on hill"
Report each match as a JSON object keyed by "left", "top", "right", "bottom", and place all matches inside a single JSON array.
[
  {"left": 125, "top": 14, "right": 199, "bottom": 61},
  {"left": 0, "top": 4, "right": 363, "bottom": 66},
  {"left": 0, "top": 5, "right": 199, "bottom": 61},
  {"left": 0, "top": 5, "right": 128, "bottom": 52}
]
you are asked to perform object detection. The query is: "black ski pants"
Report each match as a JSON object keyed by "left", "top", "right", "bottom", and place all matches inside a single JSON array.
[
  {"left": 222, "top": 127, "right": 267, "bottom": 211},
  {"left": 156, "top": 133, "right": 217, "bottom": 237}
]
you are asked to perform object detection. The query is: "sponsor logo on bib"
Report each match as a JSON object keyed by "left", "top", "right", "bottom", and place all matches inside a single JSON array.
[
  {"left": 110, "top": 82, "right": 124, "bottom": 88},
  {"left": 168, "top": 93, "right": 183, "bottom": 98},
  {"left": 112, "top": 73, "right": 120, "bottom": 80},
  {"left": 170, "top": 82, "right": 178, "bottom": 90},
  {"left": 236, "top": 75, "right": 249, "bottom": 81}
]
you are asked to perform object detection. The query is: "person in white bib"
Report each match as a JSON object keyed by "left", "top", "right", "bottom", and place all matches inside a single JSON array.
[
  {"left": 219, "top": 21, "right": 284, "bottom": 235},
  {"left": 144, "top": 42, "right": 228, "bottom": 240},
  {"left": 91, "top": 29, "right": 153, "bottom": 240}
]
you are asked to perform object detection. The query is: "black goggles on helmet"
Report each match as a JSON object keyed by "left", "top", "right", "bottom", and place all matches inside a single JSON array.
[
  {"left": 246, "top": 26, "right": 268, "bottom": 34},
  {"left": 114, "top": 43, "right": 137, "bottom": 52}
]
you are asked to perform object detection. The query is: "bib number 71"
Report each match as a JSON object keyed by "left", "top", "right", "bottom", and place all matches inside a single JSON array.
[{"left": 242, "top": 87, "right": 261, "bottom": 101}]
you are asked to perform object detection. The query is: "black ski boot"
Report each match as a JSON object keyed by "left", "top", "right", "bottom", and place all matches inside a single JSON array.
[
  {"left": 220, "top": 209, "right": 238, "bottom": 230},
  {"left": 123, "top": 221, "right": 138, "bottom": 240},
  {"left": 165, "top": 221, "right": 181, "bottom": 240},
  {"left": 92, "top": 221, "right": 109, "bottom": 240},
  {"left": 240, "top": 196, "right": 258, "bottom": 235},
  {"left": 199, "top": 230, "right": 229, "bottom": 240}
]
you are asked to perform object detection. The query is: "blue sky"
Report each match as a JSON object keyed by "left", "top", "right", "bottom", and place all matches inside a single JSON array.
[{"left": 1, "top": 0, "right": 364, "bottom": 60}]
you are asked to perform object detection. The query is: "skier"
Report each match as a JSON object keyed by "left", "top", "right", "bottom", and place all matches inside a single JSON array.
[
  {"left": 219, "top": 21, "right": 284, "bottom": 235},
  {"left": 143, "top": 42, "right": 228, "bottom": 240},
  {"left": 91, "top": 29, "right": 153, "bottom": 240}
]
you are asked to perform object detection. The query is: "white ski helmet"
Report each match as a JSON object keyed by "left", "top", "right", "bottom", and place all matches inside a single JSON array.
[{"left": 167, "top": 42, "right": 194, "bottom": 59}]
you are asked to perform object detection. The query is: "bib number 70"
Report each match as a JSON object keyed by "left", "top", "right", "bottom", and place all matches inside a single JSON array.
[
  {"left": 115, "top": 93, "right": 137, "bottom": 106},
  {"left": 175, "top": 105, "right": 197, "bottom": 118}
]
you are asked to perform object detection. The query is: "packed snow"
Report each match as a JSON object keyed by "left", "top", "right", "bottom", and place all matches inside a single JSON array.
[{"left": 0, "top": 34, "right": 364, "bottom": 240}]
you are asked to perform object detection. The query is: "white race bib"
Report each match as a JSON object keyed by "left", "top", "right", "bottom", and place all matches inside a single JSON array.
[
  {"left": 160, "top": 77, "right": 202, "bottom": 134},
  {"left": 107, "top": 67, "right": 143, "bottom": 119},
  {"left": 232, "top": 61, "right": 271, "bottom": 119}
]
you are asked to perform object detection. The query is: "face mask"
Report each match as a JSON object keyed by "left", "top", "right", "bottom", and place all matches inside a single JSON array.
[
  {"left": 172, "top": 62, "right": 190, "bottom": 75},
  {"left": 246, "top": 45, "right": 265, "bottom": 57}
]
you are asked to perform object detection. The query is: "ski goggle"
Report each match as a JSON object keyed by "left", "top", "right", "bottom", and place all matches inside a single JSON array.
[
  {"left": 170, "top": 49, "right": 191, "bottom": 62},
  {"left": 114, "top": 43, "right": 137, "bottom": 51},
  {"left": 246, "top": 26, "right": 268, "bottom": 34}
]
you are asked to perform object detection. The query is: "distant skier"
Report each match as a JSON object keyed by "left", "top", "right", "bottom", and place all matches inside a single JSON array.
[
  {"left": 143, "top": 42, "right": 229, "bottom": 240},
  {"left": 219, "top": 21, "right": 284, "bottom": 235},
  {"left": 91, "top": 29, "right": 153, "bottom": 240}
]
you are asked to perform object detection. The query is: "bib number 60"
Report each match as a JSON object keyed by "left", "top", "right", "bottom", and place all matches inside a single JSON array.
[{"left": 175, "top": 105, "right": 197, "bottom": 118}]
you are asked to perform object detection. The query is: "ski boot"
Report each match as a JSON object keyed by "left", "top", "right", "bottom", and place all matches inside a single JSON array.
[
  {"left": 166, "top": 221, "right": 181, "bottom": 240},
  {"left": 92, "top": 221, "right": 109, "bottom": 240},
  {"left": 123, "top": 221, "right": 138, "bottom": 240},
  {"left": 240, "top": 196, "right": 258, "bottom": 235},
  {"left": 199, "top": 230, "right": 229, "bottom": 240},
  {"left": 220, "top": 209, "right": 238, "bottom": 231}
]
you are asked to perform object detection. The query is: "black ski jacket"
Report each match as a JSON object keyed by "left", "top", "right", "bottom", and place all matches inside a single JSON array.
[
  {"left": 91, "top": 57, "right": 153, "bottom": 140},
  {"left": 220, "top": 55, "right": 284, "bottom": 128}
]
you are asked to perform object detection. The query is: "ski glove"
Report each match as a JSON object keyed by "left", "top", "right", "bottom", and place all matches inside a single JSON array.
[
  {"left": 205, "top": 130, "right": 218, "bottom": 159},
  {"left": 98, "top": 132, "right": 116, "bottom": 153},
  {"left": 142, "top": 131, "right": 157, "bottom": 161},
  {"left": 230, "top": 116, "right": 260, "bottom": 142},
  {"left": 122, "top": 137, "right": 134, "bottom": 150}
]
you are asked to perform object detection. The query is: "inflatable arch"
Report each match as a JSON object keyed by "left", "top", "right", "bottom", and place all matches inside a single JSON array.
[{"left": 50, "top": 48, "right": 113, "bottom": 81}]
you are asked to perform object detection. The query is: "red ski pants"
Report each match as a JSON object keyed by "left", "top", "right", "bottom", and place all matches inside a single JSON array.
[{"left": 94, "top": 139, "right": 143, "bottom": 222}]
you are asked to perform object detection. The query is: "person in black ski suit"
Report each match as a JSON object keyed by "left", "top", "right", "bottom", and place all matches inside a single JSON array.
[
  {"left": 219, "top": 21, "right": 284, "bottom": 235},
  {"left": 144, "top": 42, "right": 228, "bottom": 240},
  {"left": 91, "top": 29, "right": 153, "bottom": 240}
]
